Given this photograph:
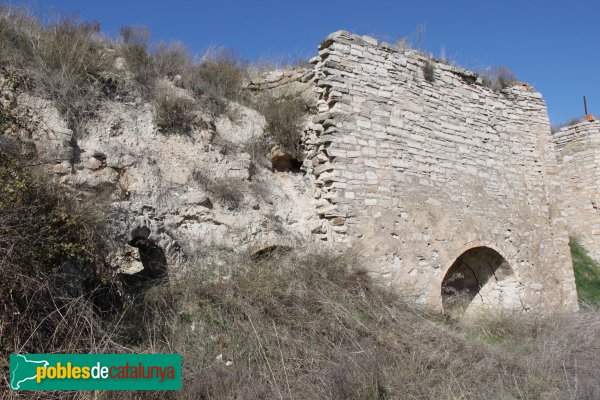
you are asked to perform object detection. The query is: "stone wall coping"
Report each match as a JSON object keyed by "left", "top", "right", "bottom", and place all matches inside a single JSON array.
[{"left": 319, "top": 30, "right": 541, "bottom": 100}]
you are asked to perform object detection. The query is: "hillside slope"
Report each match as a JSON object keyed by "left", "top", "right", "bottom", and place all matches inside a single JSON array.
[{"left": 1, "top": 8, "right": 600, "bottom": 400}]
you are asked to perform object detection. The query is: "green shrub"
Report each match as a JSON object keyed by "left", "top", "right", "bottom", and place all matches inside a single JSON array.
[
  {"left": 569, "top": 237, "right": 600, "bottom": 305},
  {"left": 154, "top": 92, "right": 197, "bottom": 135}
]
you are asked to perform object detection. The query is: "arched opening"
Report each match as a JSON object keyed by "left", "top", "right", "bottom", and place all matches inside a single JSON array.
[
  {"left": 442, "top": 246, "right": 518, "bottom": 316},
  {"left": 121, "top": 228, "right": 168, "bottom": 290},
  {"left": 129, "top": 236, "right": 168, "bottom": 282}
]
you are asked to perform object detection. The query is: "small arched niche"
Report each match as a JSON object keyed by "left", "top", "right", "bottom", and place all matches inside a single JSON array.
[
  {"left": 441, "top": 246, "right": 520, "bottom": 316},
  {"left": 121, "top": 230, "right": 168, "bottom": 290}
]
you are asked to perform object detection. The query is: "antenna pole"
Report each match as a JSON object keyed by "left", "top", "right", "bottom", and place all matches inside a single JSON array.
[{"left": 584, "top": 96, "right": 588, "bottom": 115}]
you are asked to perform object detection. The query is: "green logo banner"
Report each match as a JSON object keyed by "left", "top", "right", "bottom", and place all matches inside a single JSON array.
[{"left": 9, "top": 354, "right": 181, "bottom": 391}]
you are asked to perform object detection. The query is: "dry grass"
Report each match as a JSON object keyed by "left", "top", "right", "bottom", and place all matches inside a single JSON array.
[
  {"left": 551, "top": 117, "right": 582, "bottom": 134},
  {"left": 243, "top": 135, "right": 272, "bottom": 169},
  {"left": 119, "top": 25, "right": 157, "bottom": 98},
  {"left": 258, "top": 92, "right": 306, "bottom": 159},
  {"left": 479, "top": 66, "right": 518, "bottom": 91},
  {"left": 2, "top": 8, "right": 600, "bottom": 400},
  {"left": 422, "top": 61, "right": 435, "bottom": 82},
  {"left": 153, "top": 41, "right": 191, "bottom": 80},
  {"left": 0, "top": 7, "right": 111, "bottom": 133},
  {"left": 192, "top": 170, "right": 244, "bottom": 210},
  {"left": 154, "top": 91, "right": 197, "bottom": 135},
  {"left": 181, "top": 47, "right": 248, "bottom": 118},
  {"left": 0, "top": 6, "right": 303, "bottom": 139},
  {"left": 0, "top": 150, "right": 122, "bottom": 377},
  {"left": 462, "top": 311, "right": 600, "bottom": 399},
  {"left": 251, "top": 54, "right": 312, "bottom": 72},
  {"left": 0, "top": 6, "right": 40, "bottom": 67},
  {"left": 3, "top": 204, "right": 600, "bottom": 399},
  {"left": 0, "top": 7, "right": 248, "bottom": 130},
  {"left": 91, "top": 248, "right": 600, "bottom": 399},
  {"left": 184, "top": 47, "right": 247, "bottom": 101}
]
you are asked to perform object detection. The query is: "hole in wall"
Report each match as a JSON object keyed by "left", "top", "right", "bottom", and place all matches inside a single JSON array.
[
  {"left": 271, "top": 153, "right": 302, "bottom": 172},
  {"left": 441, "top": 246, "right": 514, "bottom": 316},
  {"left": 270, "top": 144, "right": 303, "bottom": 173},
  {"left": 121, "top": 231, "right": 168, "bottom": 289}
]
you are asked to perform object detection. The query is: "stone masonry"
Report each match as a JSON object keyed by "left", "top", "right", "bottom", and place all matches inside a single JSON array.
[
  {"left": 303, "top": 31, "right": 579, "bottom": 314},
  {"left": 553, "top": 120, "right": 600, "bottom": 261}
]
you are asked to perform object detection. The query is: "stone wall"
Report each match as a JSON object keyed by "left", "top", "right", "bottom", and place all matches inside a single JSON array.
[
  {"left": 553, "top": 120, "right": 600, "bottom": 261},
  {"left": 304, "top": 31, "right": 578, "bottom": 313}
]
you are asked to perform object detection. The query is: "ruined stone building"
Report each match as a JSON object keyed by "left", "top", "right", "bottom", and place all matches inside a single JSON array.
[
  {"left": 10, "top": 29, "right": 599, "bottom": 317},
  {"left": 303, "top": 31, "right": 586, "bottom": 314},
  {"left": 552, "top": 120, "right": 600, "bottom": 263}
]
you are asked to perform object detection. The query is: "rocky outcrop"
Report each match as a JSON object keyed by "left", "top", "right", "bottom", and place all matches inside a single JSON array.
[{"left": 2, "top": 69, "right": 322, "bottom": 281}]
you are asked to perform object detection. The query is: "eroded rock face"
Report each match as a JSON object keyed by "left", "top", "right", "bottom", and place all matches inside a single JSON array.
[{"left": 6, "top": 74, "right": 321, "bottom": 280}]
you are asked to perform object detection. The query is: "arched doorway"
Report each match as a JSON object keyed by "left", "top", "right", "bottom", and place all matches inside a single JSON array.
[{"left": 441, "top": 246, "right": 520, "bottom": 316}]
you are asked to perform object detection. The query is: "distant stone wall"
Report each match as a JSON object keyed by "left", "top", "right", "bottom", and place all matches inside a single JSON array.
[
  {"left": 552, "top": 120, "right": 600, "bottom": 261},
  {"left": 304, "top": 31, "right": 578, "bottom": 313}
]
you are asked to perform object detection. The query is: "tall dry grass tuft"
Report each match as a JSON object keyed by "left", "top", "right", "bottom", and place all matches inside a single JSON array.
[
  {"left": 184, "top": 47, "right": 248, "bottom": 101},
  {"left": 153, "top": 41, "right": 191, "bottom": 80},
  {"left": 464, "top": 310, "right": 600, "bottom": 399},
  {"left": 0, "top": 7, "right": 111, "bottom": 133},
  {"left": 192, "top": 170, "right": 244, "bottom": 210},
  {"left": 0, "top": 5, "right": 40, "bottom": 68},
  {"left": 119, "top": 25, "right": 157, "bottom": 99},
  {"left": 180, "top": 47, "right": 248, "bottom": 117},
  {"left": 257, "top": 92, "right": 307, "bottom": 159},
  {"left": 478, "top": 66, "right": 518, "bottom": 91},
  {"left": 154, "top": 91, "right": 197, "bottom": 136}
]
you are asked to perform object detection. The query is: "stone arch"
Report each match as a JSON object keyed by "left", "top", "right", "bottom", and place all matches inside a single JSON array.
[{"left": 441, "top": 244, "right": 523, "bottom": 316}]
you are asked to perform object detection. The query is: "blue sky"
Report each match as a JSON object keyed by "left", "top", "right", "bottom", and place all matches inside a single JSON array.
[{"left": 6, "top": 0, "right": 599, "bottom": 125}]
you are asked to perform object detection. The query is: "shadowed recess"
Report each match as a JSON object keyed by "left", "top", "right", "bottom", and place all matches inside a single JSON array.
[{"left": 442, "top": 246, "right": 512, "bottom": 314}]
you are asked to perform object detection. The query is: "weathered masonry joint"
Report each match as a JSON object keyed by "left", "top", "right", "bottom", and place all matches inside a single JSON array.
[{"left": 303, "top": 30, "right": 579, "bottom": 314}]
